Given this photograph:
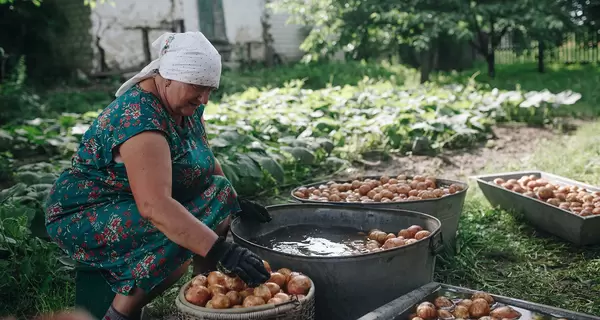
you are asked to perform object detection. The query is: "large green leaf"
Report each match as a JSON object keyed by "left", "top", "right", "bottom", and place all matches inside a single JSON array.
[
  {"left": 247, "top": 152, "right": 285, "bottom": 183},
  {"left": 280, "top": 146, "right": 316, "bottom": 165},
  {"left": 235, "top": 154, "right": 264, "bottom": 178}
]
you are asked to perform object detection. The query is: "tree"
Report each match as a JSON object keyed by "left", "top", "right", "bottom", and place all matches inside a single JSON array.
[
  {"left": 275, "top": 0, "right": 576, "bottom": 79},
  {"left": 453, "top": 0, "right": 572, "bottom": 78},
  {"left": 564, "top": 0, "right": 600, "bottom": 32},
  {"left": 271, "top": 0, "right": 469, "bottom": 82}
]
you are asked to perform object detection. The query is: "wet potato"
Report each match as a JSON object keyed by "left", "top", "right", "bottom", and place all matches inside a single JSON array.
[
  {"left": 410, "top": 291, "right": 530, "bottom": 320},
  {"left": 361, "top": 224, "right": 432, "bottom": 253}
]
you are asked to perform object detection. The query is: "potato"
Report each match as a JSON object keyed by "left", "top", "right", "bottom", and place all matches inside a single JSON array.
[
  {"left": 546, "top": 198, "right": 561, "bottom": 206},
  {"left": 513, "top": 186, "right": 525, "bottom": 193},
  {"left": 469, "top": 298, "right": 490, "bottom": 318},
  {"left": 558, "top": 202, "right": 570, "bottom": 210},
  {"left": 358, "top": 184, "right": 372, "bottom": 195},
  {"left": 381, "top": 190, "right": 394, "bottom": 199},
  {"left": 536, "top": 187, "right": 554, "bottom": 199},
  {"left": 502, "top": 183, "right": 515, "bottom": 190}
]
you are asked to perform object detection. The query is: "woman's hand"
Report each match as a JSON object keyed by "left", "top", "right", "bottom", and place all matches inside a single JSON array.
[{"left": 206, "top": 237, "right": 270, "bottom": 287}]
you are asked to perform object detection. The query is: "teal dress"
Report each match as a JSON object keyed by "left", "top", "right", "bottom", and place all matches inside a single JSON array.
[{"left": 44, "top": 84, "right": 240, "bottom": 295}]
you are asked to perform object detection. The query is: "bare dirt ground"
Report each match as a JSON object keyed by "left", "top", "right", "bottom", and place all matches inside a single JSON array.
[{"left": 335, "top": 123, "right": 560, "bottom": 181}]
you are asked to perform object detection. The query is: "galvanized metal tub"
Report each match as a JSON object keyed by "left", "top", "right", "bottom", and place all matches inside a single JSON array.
[
  {"left": 230, "top": 203, "right": 443, "bottom": 320},
  {"left": 473, "top": 170, "right": 600, "bottom": 246},
  {"left": 357, "top": 282, "right": 600, "bottom": 320},
  {"left": 289, "top": 176, "right": 468, "bottom": 246}
]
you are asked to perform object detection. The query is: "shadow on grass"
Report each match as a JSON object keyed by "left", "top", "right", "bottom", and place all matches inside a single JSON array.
[{"left": 431, "top": 63, "right": 600, "bottom": 117}]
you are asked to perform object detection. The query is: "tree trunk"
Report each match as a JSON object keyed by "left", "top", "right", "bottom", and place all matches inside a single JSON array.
[
  {"left": 538, "top": 40, "right": 545, "bottom": 73},
  {"left": 486, "top": 51, "right": 495, "bottom": 78},
  {"left": 418, "top": 45, "right": 439, "bottom": 84},
  {"left": 419, "top": 50, "right": 432, "bottom": 83},
  {"left": 420, "top": 65, "right": 430, "bottom": 83}
]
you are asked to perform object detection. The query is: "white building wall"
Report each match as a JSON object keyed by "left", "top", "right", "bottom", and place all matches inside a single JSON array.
[
  {"left": 89, "top": 0, "right": 186, "bottom": 72},
  {"left": 182, "top": 0, "right": 201, "bottom": 32},
  {"left": 88, "top": 0, "right": 308, "bottom": 73},
  {"left": 269, "top": 11, "right": 306, "bottom": 62},
  {"left": 221, "top": 0, "right": 306, "bottom": 62}
]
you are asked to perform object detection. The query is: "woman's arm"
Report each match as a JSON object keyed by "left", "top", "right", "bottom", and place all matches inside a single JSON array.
[{"left": 119, "top": 131, "right": 218, "bottom": 256}]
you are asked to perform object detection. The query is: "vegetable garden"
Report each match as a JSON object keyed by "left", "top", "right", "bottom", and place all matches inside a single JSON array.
[{"left": 1, "top": 60, "right": 600, "bottom": 319}]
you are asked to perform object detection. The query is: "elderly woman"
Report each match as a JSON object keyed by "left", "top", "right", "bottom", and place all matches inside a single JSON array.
[{"left": 44, "top": 32, "right": 271, "bottom": 320}]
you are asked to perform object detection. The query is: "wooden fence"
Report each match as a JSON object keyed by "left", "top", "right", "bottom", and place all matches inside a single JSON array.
[{"left": 495, "top": 31, "right": 600, "bottom": 65}]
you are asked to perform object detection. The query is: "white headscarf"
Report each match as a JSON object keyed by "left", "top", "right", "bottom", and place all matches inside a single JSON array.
[{"left": 115, "top": 31, "right": 222, "bottom": 97}]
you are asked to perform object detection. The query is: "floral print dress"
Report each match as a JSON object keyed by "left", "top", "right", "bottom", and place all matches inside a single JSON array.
[{"left": 44, "top": 84, "right": 240, "bottom": 295}]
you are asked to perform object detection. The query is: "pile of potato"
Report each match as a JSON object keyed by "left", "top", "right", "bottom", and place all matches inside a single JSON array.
[
  {"left": 184, "top": 261, "right": 312, "bottom": 310},
  {"left": 409, "top": 291, "right": 524, "bottom": 320},
  {"left": 357, "top": 225, "right": 433, "bottom": 253},
  {"left": 293, "top": 175, "right": 464, "bottom": 203},
  {"left": 494, "top": 175, "right": 600, "bottom": 216}
]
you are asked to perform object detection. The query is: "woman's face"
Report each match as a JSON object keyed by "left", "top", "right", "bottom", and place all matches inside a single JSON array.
[{"left": 164, "top": 80, "right": 213, "bottom": 117}]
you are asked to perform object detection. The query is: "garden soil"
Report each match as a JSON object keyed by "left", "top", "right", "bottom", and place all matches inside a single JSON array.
[{"left": 336, "top": 123, "right": 559, "bottom": 182}]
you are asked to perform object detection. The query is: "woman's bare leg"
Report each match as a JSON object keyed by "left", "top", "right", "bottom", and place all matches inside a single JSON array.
[
  {"left": 109, "top": 260, "right": 191, "bottom": 319},
  {"left": 192, "top": 216, "right": 231, "bottom": 276}
]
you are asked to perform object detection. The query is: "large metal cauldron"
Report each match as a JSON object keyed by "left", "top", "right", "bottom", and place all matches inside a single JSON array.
[
  {"left": 290, "top": 176, "right": 468, "bottom": 246},
  {"left": 230, "top": 203, "right": 443, "bottom": 320}
]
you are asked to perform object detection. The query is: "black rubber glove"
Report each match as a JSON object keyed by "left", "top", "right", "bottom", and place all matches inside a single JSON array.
[
  {"left": 237, "top": 198, "right": 272, "bottom": 223},
  {"left": 205, "top": 237, "right": 270, "bottom": 287}
]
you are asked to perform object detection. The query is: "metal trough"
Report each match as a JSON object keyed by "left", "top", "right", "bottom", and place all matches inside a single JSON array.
[
  {"left": 289, "top": 176, "right": 468, "bottom": 246},
  {"left": 357, "top": 282, "right": 600, "bottom": 320},
  {"left": 473, "top": 170, "right": 600, "bottom": 246},
  {"left": 230, "top": 203, "right": 443, "bottom": 320}
]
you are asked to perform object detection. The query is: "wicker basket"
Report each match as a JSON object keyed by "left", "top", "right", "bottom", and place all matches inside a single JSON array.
[{"left": 174, "top": 279, "right": 315, "bottom": 320}]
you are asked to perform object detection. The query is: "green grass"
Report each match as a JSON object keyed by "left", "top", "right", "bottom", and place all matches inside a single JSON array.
[
  {"left": 147, "top": 122, "right": 600, "bottom": 319},
  {"left": 214, "top": 60, "right": 415, "bottom": 101},
  {"left": 436, "top": 121, "right": 600, "bottom": 316},
  {"left": 43, "top": 89, "right": 113, "bottom": 116},
  {"left": 432, "top": 62, "right": 600, "bottom": 117},
  {"left": 3, "top": 60, "right": 600, "bottom": 318}
]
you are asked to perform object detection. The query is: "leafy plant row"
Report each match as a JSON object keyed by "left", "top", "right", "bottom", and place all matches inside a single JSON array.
[
  {"left": 1, "top": 80, "right": 581, "bottom": 196},
  {"left": 207, "top": 79, "right": 580, "bottom": 154}
]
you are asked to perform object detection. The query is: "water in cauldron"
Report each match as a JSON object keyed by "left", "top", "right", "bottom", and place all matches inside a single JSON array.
[{"left": 251, "top": 224, "right": 369, "bottom": 257}]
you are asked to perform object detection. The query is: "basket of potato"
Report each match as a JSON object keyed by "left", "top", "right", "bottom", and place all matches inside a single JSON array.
[{"left": 175, "top": 261, "right": 315, "bottom": 320}]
